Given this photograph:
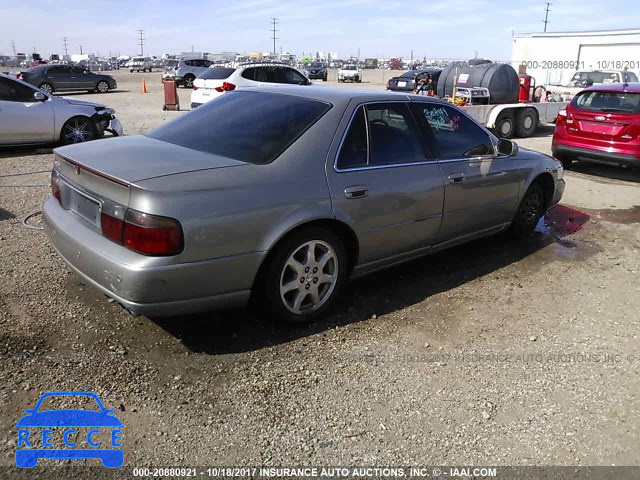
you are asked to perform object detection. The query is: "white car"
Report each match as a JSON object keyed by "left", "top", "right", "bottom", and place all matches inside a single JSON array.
[
  {"left": 338, "top": 64, "right": 361, "bottom": 83},
  {"left": 129, "top": 56, "right": 153, "bottom": 73},
  {"left": 190, "top": 63, "right": 311, "bottom": 108}
]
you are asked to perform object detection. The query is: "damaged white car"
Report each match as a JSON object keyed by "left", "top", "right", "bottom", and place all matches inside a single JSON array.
[{"left": 0, "top": 73, "right": 123, "bottom": 146}]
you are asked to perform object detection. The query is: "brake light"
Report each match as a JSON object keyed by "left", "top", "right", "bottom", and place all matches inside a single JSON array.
[
  {"left": 100, "top": 209, "right": 183, "bottom": 256},
  {"left": 214, "top": 82, "right": 236, "bottom": 92},
  {"left": 50, "top": 172, "right": 61, "bottom": 203},
  {"left": 556, "top": 109, "right": 567, "bottom": 125}
]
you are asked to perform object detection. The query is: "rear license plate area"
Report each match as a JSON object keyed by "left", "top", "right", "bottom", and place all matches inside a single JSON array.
[{"left": 61, "top": 182, "right": 101, "bottom": 228}]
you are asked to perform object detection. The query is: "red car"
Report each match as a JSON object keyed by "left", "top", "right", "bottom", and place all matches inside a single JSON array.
[{"left": 552, "top": 82, "right": 640, "bottom": 169}]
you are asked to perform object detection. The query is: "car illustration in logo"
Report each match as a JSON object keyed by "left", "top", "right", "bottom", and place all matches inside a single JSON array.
[{"left": 15, "top": 391, "right": 123, "bottom": 468}]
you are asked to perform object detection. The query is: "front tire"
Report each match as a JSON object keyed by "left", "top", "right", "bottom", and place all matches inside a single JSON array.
[
  {"left": 39, "top": 82, "right": 53, "bottom": 94},
  {"left": 509, "top": 183, "right": 545, "bottom": 238},
  {"left": 96, "top": 80, "right": 109, "bottom": 93},
  {"left": 60, "top": 116, "right": 97, "bottom": 145},
  {"left": 263, "top": 227, "right": 348, "bottom": 325}
]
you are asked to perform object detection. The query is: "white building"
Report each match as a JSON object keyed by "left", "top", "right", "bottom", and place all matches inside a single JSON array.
[{"left": 512, "top": 28, "right": 640, "bottom": 86}]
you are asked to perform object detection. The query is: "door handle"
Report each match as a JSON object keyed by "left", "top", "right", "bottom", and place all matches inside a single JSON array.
[
  {"left": 344, "top": 186, "right": 369, "bottom": 199},
  {"left": 448, "top": 173, "right": 465, "bottom": 183}
]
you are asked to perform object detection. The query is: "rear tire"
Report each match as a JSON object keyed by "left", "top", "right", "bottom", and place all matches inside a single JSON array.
[
  {"left": 39, "top": 82, "right": 53, "bottom": 94},
  {"left": 262, "top": 227, "right": 348, "bottom": 325},
  {"left": 495, "top": 111, "right": 515, "bottom": 138},
  {"left": 183, "top": 75, "right": 195, "bottom": 88},
  {"left": 509, "top": 183, "right": 545, "bottom": 238},
  {"left": 515, "top": 108, "right": 538, "bottom": 137}
]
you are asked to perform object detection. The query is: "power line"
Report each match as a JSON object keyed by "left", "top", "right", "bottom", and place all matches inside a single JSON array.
[
  {"left": 138, "top": 29, "right": 145, "bottom": 56},
  {"left": 271, "top": 18, "right": 278, "bottom": 55},
  {"left": 543, "top": 2, "right": 551, "bottom": 32}
]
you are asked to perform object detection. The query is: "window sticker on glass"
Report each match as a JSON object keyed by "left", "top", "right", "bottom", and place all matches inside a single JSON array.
[{"left": 424, "top": 106, "right": 461, "bottom": 132}]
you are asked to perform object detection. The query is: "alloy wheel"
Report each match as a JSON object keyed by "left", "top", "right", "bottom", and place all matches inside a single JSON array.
[
  {"left": 279, "top": 240, "right": 338, "bottom": 315},
  {"left": 63, "top": 118, "right": 94, "bottom": 144}
]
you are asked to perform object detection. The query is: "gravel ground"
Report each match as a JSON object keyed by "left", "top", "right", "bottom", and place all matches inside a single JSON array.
[{"left": 1, "top": 70, "right": 640, "bottom": 475}]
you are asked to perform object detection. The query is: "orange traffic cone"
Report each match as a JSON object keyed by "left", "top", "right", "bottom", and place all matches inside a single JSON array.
[{"left": 141, "top": 78, "right": 148, "bottom": 94}]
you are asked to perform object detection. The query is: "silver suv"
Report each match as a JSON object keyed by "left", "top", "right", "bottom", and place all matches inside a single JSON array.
[
  {"left": 173, "top": 58, "right": 214, "bottom": 88},
  {"left": 129, "top": 56, "right": 153, "bottom": 73}
]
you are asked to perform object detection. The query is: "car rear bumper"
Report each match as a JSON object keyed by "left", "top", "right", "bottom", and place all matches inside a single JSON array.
[
  {"left": 552, "top": 144, "right": 640, "bottom": 167},
  {"left": 42, "top": 197, "right": 259, "bottom": 317}
]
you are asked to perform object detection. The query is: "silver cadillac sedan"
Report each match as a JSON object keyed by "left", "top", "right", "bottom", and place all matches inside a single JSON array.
[{"left": 42, "top": 86, "right": 565, "bottom": 324}]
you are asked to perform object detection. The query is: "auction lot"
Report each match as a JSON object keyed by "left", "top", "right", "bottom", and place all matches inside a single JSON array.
[{"left": 1, "top": 69, "right": 640, "bottom": 468}]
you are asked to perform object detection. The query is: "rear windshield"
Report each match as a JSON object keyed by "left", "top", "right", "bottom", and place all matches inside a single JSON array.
[
  {"left": 146, "top": 91, "right": 331, "bottom": 164},
  {"left": 572, "top": 91, "right": 640, "bottom": 114},
  {"left": 199, "top": 67, "right": 235, "bottom": 80},
  {"left": 570, "top": 71, "right": 618, "bottom": 86}
]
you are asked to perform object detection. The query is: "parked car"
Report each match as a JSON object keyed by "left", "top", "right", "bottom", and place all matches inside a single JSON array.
[
  {"left": 546, "top": 70, "right": 639, "bottom": 101},
  {"left": 0, "top": 73, "right": 123, "bottom": 146},
  {"left": 552, "top": 82, "right": 640, "bottom": 169},
  {"left": 42, "top": 87, "right": 564, "bottom": 325},
  {"left": 16, "top": 65, "right": 117, "bottom": 94},
  {"left": 305, "top": 62, "right": 328, "bottom": 81},
  {"left": 191, "top": 63, "right": 311, "bottom": 108},
  {"left": 337, "top": 64, "right": 361, "bottom": 83},
  {"left": 387, "top": 68, "right": 443, "bottom": 91},
  {"left": 161, "top": 59, "right": 179, "bottom": 81},
  {"left": 174, "top": 58, "right": 214, "bottom": 88},
  {"left": 129, "top": 56, "right": 153, "bottom": 73}
]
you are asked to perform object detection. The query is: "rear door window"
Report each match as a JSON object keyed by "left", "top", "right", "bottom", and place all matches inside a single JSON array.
[
  {"left": 146, "top": 91, "right": 331, "bottom": 164},
  {"left": 337, "top": 103, "right": 426, "bottom": 169}
]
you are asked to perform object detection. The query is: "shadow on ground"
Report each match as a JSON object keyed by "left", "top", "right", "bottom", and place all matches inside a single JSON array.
[{"left": 152, "top": 205, "right": 592, "bottom": 355}]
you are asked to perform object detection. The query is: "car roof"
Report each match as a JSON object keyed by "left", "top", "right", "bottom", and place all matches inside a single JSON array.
[
  {"left": 236, "top": 85, "right": 451, "bottom": 107},
  {"left": 579, "top": 82, "right": 640, "bottom": 93}
]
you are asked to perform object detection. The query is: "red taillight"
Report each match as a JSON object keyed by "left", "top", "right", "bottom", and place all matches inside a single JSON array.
[
  {"left": 101, "top": 212, "right": 124, "bottom": 244},
  {"left": 101, "top": 209, "right": 183, "bottom": 256},
  {"left": 214, "top": 81, "right": 236, "bottom": 92},
  {"left": 556, "top": 109, "right": 567, "bottom": 125},
  {"left": 51, "top": 173, "right": 61, "bottom": 202}
]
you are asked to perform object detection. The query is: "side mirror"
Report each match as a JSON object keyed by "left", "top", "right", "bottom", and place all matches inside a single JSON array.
[
  {"left": 34, "top": 91, "right": 47, "bottom": 101},
  {"left": 497, "top": 138, "right": 519, "bottom": 156}
]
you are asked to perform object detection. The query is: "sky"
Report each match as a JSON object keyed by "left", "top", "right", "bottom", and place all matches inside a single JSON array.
[{"left": 1, "top": 0, "right": 639, "bottom": 61}]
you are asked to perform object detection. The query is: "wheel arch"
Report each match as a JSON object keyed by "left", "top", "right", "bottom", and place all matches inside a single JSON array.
[
  {"left": 528, "top": 172, "right": 555, "bottom": 210},
  {"left": 251, "top": 217, "right": 359, "bottom": 294}
]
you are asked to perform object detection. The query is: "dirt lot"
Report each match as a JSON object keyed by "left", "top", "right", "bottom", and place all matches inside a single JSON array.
[{"left": 1, "top": 69, "right": 640, "bottom": 474}]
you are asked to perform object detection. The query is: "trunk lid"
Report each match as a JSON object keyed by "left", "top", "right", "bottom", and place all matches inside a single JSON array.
[{"left": 54, "top": 135, "right": 246, "bottom": 185}]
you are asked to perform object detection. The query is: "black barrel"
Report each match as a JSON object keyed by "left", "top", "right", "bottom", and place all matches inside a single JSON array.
[{"left": 436, "top": 62, "right": 519, "bottom": 104}]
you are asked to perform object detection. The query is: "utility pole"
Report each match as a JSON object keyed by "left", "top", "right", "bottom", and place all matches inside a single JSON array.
[
  {"left": 138, "top": 29, "right": 145, "bottom": 56},
  {"left": 11, "top": 40, "right": 17, "bottom": 56},
  {"left": 271, "top": 17, "right": 278, "bottom": 55},
  {"left": 63, "top": 37, "right": 69, "bottom": 56},
  {"left": 80, "top": 45, "right": 83, "bottom": 54},
  {"left": 543, "top": 2, "right": 551, "bottom": 32}
]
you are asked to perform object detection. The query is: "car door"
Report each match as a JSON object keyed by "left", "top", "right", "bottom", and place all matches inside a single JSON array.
[
  {"left": 0, "top": 77, "right": 54, "bottom": 144},
  {"left": 50, "top": 66, "right": 74, "bottom": 90},
  {"left": 411, "top": 102, "right": 522, "bottom": 244},
  {"left": 326, "top": 101, "right": 444, "bottom": 268},
  {"left": 70, "top": 66, "right": 92, "bottom": 89}
]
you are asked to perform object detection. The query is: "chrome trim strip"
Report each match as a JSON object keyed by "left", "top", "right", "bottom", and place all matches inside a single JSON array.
[{"left": 335, "top": 159, "right": 438, "bottom": 173}]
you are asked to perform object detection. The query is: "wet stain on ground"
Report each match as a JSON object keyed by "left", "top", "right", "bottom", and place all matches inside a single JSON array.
[
  {"left": 535, "top": 205, "right": 600, "bottom": 260},
  {"left": 586, "top": 205, "right": 640, "bottom": 225}
]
